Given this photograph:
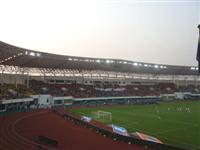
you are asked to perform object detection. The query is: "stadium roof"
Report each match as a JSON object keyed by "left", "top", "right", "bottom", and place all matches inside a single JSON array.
[{"left": 0, "top": 41, "right": 198, "bottom": 75}]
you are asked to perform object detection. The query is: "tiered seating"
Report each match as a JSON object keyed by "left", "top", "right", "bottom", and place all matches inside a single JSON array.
[
  {"left": 178, "top": 85, "right": 200, "bottom": 93},
  {"left": 29, "top": 80, "right": 179, "bottom": 98},
  {"left": 0, "top": 84, "right": 33, "bottom": 100},
  {"left": 0, "top": 80, "right": 188, "bottom": 99}
]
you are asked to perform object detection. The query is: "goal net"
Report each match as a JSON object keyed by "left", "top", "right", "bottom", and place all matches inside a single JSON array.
[{"left": 92, "top": 110, "right": 112, "bottom": 123}]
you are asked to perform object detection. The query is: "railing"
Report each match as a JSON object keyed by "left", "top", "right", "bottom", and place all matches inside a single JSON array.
[{"left": 52, "top": 108, "right": 188, "bottom": 150}]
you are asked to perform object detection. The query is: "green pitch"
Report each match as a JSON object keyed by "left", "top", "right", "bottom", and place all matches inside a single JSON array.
[{"left": 71, "top": 101, "right": 200, "bottom": 150}]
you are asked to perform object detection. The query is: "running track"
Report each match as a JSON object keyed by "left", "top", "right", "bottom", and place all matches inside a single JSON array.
[{"left": 0, "top": 110, "right": 150, "bottom": 150}]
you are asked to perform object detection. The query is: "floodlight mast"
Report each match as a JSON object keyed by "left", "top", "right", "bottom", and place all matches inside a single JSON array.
[{"left": 197, "top": 25, "right": 200, "bottom": 73}]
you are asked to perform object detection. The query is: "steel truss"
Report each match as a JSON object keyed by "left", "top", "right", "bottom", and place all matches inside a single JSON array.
[{"left": 0, "top": 65, "right": 200, "bottom": 86}]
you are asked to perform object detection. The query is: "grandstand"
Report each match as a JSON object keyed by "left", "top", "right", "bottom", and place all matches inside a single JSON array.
[
  {"left": 0, "top": 41, "right": 200, "bottom": 104},
  {"left": 0, "top": 41, "right": 200, "bottom": 150}
]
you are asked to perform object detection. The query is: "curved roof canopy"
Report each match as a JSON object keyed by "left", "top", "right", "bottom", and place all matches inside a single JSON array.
[{"left": 0, "top": 41, "right": 198, "bottom": 75}]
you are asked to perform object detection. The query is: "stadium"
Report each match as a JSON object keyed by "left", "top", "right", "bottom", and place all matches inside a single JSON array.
[
  {"left": 0, "top": 1, "right": 200, "bottom": 150},
  {"left": 0, "top": 36, "right": 200, "bottom": 150}
]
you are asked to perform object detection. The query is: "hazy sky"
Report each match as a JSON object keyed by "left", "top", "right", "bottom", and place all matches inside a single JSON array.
[{"left": 0, "top": 0, "right": 199, "bottom": 66}]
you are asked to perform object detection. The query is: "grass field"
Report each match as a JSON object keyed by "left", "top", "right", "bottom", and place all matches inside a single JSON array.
[{"left": 71, "top": 101, "right": 200, "bottom": 150}]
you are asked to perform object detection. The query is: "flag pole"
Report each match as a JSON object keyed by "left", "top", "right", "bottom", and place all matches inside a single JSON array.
[{"left": 197, "top": 25, "right": 200, "bottom": 73}]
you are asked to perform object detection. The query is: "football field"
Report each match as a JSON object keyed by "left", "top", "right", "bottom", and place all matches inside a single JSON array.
[{"left": 71, "top": 101, "right": 200, "bottom": 150}]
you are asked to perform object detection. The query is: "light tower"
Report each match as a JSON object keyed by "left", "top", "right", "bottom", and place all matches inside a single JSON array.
[{"left": 197, "top": 25, "right": 200, "bottom": 73}]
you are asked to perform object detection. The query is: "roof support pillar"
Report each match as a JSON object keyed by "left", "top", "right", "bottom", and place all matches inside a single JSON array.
[
  {"left": 26, "top": 73, "right": 29, "bottom": 88},
  {"left": 184, "top": 77, "right": 188, "bottom": 87},
  {"left": 0, "top": 65, "right": 5, "bottom": 85}
]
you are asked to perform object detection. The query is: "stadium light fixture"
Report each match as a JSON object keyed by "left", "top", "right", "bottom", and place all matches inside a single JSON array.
[
  {"left": 36, "top": 53, "right": 41, "bottom": 57},
  {"left": 190, "top": 67, "right": 195, "bottom": 70},
  {"left": 133, "top": 62, "right": 138, "bottom": 66},
  {"left": 96, "top": 60, "right": 101, "bottom": 63},
  {"left": 123, "top": 61, "right": 127, "bottom": 64},
  {"left": 154, "top": 65, "right": 159, "bottom": 68},
  {"left": 106, "top": 60, "right": 110, "bottom": 63},
  {"left": 30, "top": 52, "right": 35, "bottom": 56},
  {"left": 144, "top": 64, "right": 148, "bottom": 67},
  {"left": 68, "top": 58, "right": 73, "bottom": 61},
  {"left": 138, "top": 63, "right": 142, "bottom": 66}
]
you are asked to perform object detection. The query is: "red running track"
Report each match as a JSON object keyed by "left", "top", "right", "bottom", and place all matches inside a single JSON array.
[{"left": 1, "top": 110, "right": 151, "bottom": 150}]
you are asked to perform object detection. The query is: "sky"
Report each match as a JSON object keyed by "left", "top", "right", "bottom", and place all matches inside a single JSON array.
[{"left": 0, "top": 0, "right": 199, "bottom": 66}]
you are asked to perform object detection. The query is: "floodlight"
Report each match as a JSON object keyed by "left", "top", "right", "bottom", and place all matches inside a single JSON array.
[
  {"left": 30, "top": 52, "right": 35, "bottom": 56},
  {"left": 154, "top": 65, "right": 159, "bottom": 68},
  {"left": 190, "top": 67, "right": 195, "bottom": 70},
  {"left": 106, "top": 60, "right": 110, "bottom": 63},
  {"left": 96, "top": 60, "right": 100, "bottom": 63},
  {"left": 36, "top": 53, "right": 41, "bottom": 57}
]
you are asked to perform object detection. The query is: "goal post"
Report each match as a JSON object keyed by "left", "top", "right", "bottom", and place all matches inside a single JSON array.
[{"left": 92, "top": 110, "right": 112, "bottom": 123}]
